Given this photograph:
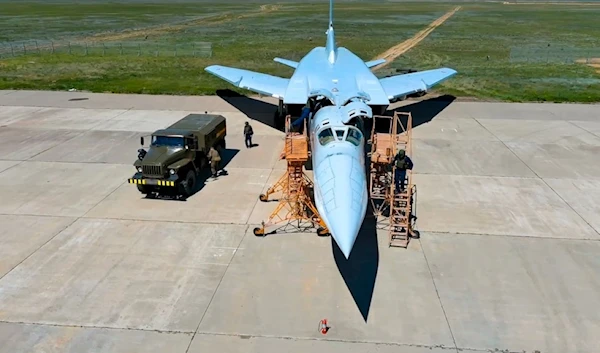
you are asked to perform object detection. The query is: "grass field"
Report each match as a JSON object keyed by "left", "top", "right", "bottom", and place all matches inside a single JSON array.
[{"left": 1, "top": 1, "right": 600, "bottom": 102}]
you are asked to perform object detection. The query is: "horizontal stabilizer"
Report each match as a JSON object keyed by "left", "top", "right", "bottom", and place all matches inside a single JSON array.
[
  {"left": 378, "top": 68, "right": 457, "bottom": 100},
  {"left": 364, "top": 59, "right": 386, "bottom": 68},
  {"left": 274, "top": 57, "right": 299, "bottom": 69},
  {"left": 205, "top": 65, "right": 289, "bottom": 99}
]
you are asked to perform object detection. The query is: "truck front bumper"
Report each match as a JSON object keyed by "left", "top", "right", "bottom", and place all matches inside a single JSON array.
[{"left": 128, "top": 173, "right": 179, "bottom": 187}]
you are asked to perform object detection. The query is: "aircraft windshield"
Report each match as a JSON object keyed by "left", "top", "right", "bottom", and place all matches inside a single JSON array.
[
  {"left": 318, "top": 128, "right": 335, "bottom": 145},
  {"left": 335, "top": 129, "right": 345, "bottom": 139},
  {"left": 345, "top": 127, "right": 362, "bottom": 146},
  {"left": 152, "top": 135, "right": 184, "bottom": 147}
]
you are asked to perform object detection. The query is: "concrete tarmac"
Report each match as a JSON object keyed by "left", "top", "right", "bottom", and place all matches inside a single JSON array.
[{"left": 0, "top": 90, "right": 599, "bottom": 353}]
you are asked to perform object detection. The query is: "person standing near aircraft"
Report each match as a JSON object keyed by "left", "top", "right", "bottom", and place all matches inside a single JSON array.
[
  {"left": 244, "top": 122, "right": 254, "bottom": 148},
  {"left": 392, "top": 149, "right": 413, "bottom": 192},
  {"left": 208, "top": 145, "right": 222, "bottom": 177}
]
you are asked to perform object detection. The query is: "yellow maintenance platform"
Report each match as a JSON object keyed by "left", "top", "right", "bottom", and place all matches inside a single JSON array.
[
  {"left": 253, "top": 115, "right": 328, "bottom": 236},
  {"left": 368, "top": 111, "right": 418, "bottom": 248}
]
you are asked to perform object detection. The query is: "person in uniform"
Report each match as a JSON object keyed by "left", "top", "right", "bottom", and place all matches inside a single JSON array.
[
  {"left": 244, "top": 121, "right": 254, "bottom": 148},
  {"left": 208, "top": 145, "right": 222, "bottom": 177},
  {"left": 392, "top": 149, "right": 413, "bottom": 192}
]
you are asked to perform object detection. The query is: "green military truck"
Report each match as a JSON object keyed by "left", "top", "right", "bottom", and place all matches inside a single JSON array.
[{"left": 128, "top": 113, "right": 226, "bottom": 198}]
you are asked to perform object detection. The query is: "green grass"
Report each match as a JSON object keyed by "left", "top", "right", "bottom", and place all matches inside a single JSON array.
[{"left": 1, "top": 1, "right": 600, "bottom": 102}]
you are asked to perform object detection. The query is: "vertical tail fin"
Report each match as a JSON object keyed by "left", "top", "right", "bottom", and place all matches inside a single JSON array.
[{"left": 326, "top": 0, "right": 337, "bottom": 64}]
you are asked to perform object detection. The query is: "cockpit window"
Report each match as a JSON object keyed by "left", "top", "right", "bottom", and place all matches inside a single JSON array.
[
  {"left": 335, "top": 129, "right": 345, "bottom": 140},
  {"left": 318, "top": 128, "right": 335, "bottom": 145},
  {"left": 345, "top": 127, "right": 363, "bottom": 146}
]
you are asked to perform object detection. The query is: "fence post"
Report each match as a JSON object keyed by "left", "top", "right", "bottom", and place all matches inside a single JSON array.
[
  {"left": 120, "top": 43, "right": 123, "bottom": 55},
  {"left": 85, "top": 42, "right": 88, "bottom": 56},
  {"left": 174, "top": 45, "right": 177, "bottom": 57},
  {"left": 10, "top": 44, "right": 14, "bottom": 57},
  {"left": 23, "top": 43, "right": 26, "bottom": 55},
  {"left": 69, "top": 42, "right": 72, "bottom": 54},
  {"left": 138, "top": 43, "right": 141, "bottom": 56},
  {"left": 102, "top": 43, "right": 106, "bottom": 56},
  {"left": 35, "top": 40, "right": 40, "bottom": 55},
  {"left": 51, "top": 41, "right": 55, "bottom": 54}
]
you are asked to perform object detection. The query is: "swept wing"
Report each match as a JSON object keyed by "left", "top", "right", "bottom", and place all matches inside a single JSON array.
[
  {"left": 378, "top": 68, "right": 457, "bottom": 101},
  {"left": 204, "top": 65, "right": 289, "bottom": 99}
]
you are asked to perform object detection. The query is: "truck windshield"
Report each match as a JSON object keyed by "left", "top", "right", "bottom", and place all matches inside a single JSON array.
[{"left": 151, "top": 135, "right": 184, "bottom": 147}]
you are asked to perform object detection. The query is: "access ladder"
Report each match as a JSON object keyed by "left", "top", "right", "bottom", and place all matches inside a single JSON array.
[
  {"left": 253, "top": 115, "right": 328, "bottom": 236},
  {"left": 368, "top": 111, "right": 417, "bottom": 248}
]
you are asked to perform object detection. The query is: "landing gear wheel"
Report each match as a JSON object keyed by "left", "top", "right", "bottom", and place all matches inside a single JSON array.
[
  {"left": 259, "top": 194, "right": 268, "bottom": 202},
  {"left": 253, "top": 227, "right": 265, "bottom": 236},
  {"left": 317, "top": 227, "right": 329, "bottom": 237},
  {"left": 180, "top": 170, "right": 196, "bottom": 197}
]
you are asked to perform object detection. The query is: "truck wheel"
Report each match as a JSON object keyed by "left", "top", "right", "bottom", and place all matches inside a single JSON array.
[
  {"left": 180, "top": 170, "right": 196, "bottom": 196},
  {"left": 136, "top": 184, "right": 148, "bottom": 194}
]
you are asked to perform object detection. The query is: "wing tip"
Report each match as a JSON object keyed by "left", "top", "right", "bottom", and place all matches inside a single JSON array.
[{"left": 204, "top": 65, "right": 221, "bottom": 72}]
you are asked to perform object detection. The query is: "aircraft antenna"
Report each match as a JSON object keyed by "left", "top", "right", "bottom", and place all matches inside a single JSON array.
[
  {"left": 329, "top": 0, "right": 333, "bottom": 27},
  {"left": 325, "top": 0, "right": 337, "bottom": 63}
]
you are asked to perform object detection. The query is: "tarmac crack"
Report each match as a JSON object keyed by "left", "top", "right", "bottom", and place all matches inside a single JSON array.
[
  {"left": 425, "top": 229, "right": 600, "bottom": 242},
  {"left": 0, "top": 320, "right": 534, "bottom": 352},
  {"left": 0, "top": 217, "right": 78, "bottom": 284},
  {"left": 418, "top": 239, "right": 459, "bottom": 352},
  {"left": 0, "top": 320, "right": 195, "bottom": 335},
  {"left": 79, "top": 215, "right": 254, "bottom": 226},
  {"left": 193, "top": 331, "right": 462, "bottom": 351},
  {"left": 567, "top": 120, "right": 600, "bottom": 140},
  {"left": 371, "top": 6, "right": 461, "bottom": 71},
  {"left": 183, "top": 223, "right": 250, "bottom": 353},
  {"left": 473, "top": 117, "right": 600, "bottom": 239}
]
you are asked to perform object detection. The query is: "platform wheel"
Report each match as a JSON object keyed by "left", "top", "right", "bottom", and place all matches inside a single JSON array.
[
  {"left": 410, "top": 229, "right": 420, "bottom": 239},
  {"left": 254, "top": 227, "right": 266, "bottom": 236},
  {"left": 259, "top": 194, "right": 268, "bottom": 202},
  {"left": 317, "top": 227, "right": 329, "bottom": 237}
]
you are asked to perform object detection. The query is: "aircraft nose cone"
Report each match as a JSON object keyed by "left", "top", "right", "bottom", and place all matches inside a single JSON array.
[
  {"left": 328, "top": 209, "right": 363, "bottom": 259},
  {"left": 315, "top": 153, "right": 368, "bottom": 260}
]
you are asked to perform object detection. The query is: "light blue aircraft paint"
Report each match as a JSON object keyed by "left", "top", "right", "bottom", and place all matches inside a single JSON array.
[{"left": 205, "top": 0, "right": 457, "bottom": 259}]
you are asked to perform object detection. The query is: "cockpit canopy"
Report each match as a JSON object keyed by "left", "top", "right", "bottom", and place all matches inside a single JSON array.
[{"left": 317, "top": 126, "right": 363, "bottom": 146}]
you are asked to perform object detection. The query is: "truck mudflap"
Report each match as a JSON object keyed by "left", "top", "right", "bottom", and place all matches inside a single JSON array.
[{"left": 128, "top": 173, "right": 179, "bottom": 187}]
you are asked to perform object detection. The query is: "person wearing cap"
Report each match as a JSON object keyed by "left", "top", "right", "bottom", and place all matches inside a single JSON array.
[{"left": 392, "top": 148, "right": 413, "bottom": 192}]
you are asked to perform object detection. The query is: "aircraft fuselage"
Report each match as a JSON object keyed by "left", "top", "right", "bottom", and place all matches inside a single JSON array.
[{"left": 308, "top": 104, "right": 369, "bottom": 259}]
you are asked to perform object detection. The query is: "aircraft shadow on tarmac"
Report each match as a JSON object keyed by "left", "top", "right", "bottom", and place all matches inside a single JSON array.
[
  {"left": 144, "top": 148, "right": 239, "bottom": 201},
  {"left": 216, "top": 89, "right": 283, "bottom": 132},
  {"left": 388, "top": 94, "right": 457, "bottom": 129},
  {"left": 332, "top": 205, "right": 379, "bottom": 323},
  {"left": 216, "top": 89, "right": 456, "bottom": 134}
]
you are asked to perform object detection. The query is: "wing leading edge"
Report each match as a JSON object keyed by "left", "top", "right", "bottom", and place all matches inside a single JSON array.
[
  {"left": 204, "top": 65, "right": 289, "bottom": 99},
  {"left": 378, "top": 68, "right": 457, "bottom": 101}
]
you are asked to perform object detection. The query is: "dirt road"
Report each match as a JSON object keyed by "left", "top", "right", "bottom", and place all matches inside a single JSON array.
[
  {"left": 371, "top": 6, "right": 461, "bottom": 71},
  {"left": 0, "top": 4, "right": 281, "bottom": 55},
  {"left": 576, "top": 58, "right": 600, "bottom": 74}
]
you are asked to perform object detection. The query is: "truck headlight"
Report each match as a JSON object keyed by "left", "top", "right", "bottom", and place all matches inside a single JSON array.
[
  {"left": 137, "top": 167, "right": 143, "bottom": 173},
  {"left": 169, "top": 169, "right": 175, "bottom": 175}
]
